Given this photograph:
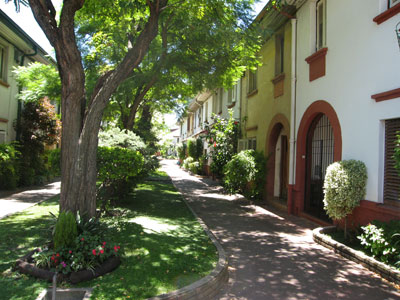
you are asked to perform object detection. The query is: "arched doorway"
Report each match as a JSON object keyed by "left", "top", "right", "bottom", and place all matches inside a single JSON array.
[
  {"left": 266, "top": 114, "right": 290, "bottom": 206},
  {"left": 291, "top": 100, "right": 342, "bottom": 219},
  {"left": 304, "top": 114, "right": 334, "bottom": 220}
]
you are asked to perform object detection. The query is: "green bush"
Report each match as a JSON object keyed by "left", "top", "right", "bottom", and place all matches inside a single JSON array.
[
  {"left": 323, "top": 160, "right": 367, "bottom": 221},
  {"left": 205, "top": 110, "right": 239, "bottom": 178},
  {"left": 358, "top": 220, "right": 400, "bottom": 267},
  {"left": 188, "top": 161, "right": 200, "bottom": 174},
  {"left": 187, "top": 138, "right": 196, "bottom": 159},
  {"left": 223, "top": 150, "right": 267, "bottom": 199},
  {"left": 0, "top": 143, "right": 20, "bottom": 189},
  {"left": 182, "top": 157, "right": 194, "bottom": 170},
  {"left": 98, "top": 127, "right": 146, "bottom": 152},
  {"left": 46, "top": 148, "right": 61, "bottom": 177},
  {"left": 97, "top": 147, "right": 144, "bottom": 208},
  {"left": 177, "top": 142, "right": 187, "bottom": 161},
  {"left": 196, "top": 138, "right": 204, "bottom": 160},
  {"left": 54, "top": 211, "right": 78, "bottom": 250}
]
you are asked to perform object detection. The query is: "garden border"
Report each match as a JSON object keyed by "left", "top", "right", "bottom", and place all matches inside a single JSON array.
[
  {"left": 146, "top": 180, "right": 229, "bottom": 300},
  {"left": 313, "top": 226, "right": 400, "bottom": 285}
]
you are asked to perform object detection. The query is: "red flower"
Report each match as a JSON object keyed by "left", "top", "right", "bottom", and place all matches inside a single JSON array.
[
  {"left": 51, "top": 256, "right": 55, "bottom": 261},
  {"left": 103, "top": 242, "right": 106, "bottom": 246},
  {"left": 56, "top": 253, "right": 60, "bottom": 257},
  {"left": 92, "top": 249, "right": 97, "bottom": 255},
  {"left": 81, "top": 238, "right": 85, "bottom": 241},
  {"left": 114, "top": 246, "right": 118, "bottom": 252},
  {"left": 117, "top": 246, "right": 120, "bottom": 249},
  {"left": 213, "top": 142, "right": 217, "bottom": 147},
  {"left": 100, "top": 249, "right": 104, "bottom": 254},
  {"left": 69, "top": 250, "right": 72, "bottom": 254}
]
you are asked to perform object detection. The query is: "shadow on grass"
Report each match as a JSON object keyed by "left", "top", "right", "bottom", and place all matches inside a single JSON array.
[{"left": 0, "top": 197, "right": 59, "bottom": 300}]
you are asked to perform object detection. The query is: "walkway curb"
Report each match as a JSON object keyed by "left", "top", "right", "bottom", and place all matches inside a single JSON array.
[
  {"left": 147, "top": 178, "right": 229, "bottom": 300},
  {"left": 313, "top": 226, "right": 400, "bottom": 285}
]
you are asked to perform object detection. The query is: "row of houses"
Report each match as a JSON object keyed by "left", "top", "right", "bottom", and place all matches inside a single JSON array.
[
  {"left": 178, "top": 0, "right": 400, "bottom": 226},
  {"left": 0, "top": 9, "right": 54, "bottom": 144}
]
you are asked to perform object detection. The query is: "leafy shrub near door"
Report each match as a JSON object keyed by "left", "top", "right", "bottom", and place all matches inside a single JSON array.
[
  {"left": 223, "top": 150, "right": 267, "bottom": 199},
  {"left": 323, "top": 160, "right": 367, "bottom": 221}
]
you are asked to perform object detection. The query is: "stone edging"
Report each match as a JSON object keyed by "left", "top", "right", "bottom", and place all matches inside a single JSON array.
[
  {"left": 146, "top": 181, "right": 229, "bottom": 300},
  {"left": 313, "top": 226, "right": 400, "bottom": 285}
]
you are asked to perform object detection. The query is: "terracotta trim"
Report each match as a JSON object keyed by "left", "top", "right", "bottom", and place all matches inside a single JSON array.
[
  {"left": 246, "top": 125, "right": 258, "bottom": 132},
  {"left": 271, "top": 73, "right": 285, "bottom": 85},
  {"left": 0, "top": 80, "right": 10, "bottom": 88},
  {"left": 371, "top": 87, "right": 400, "bottom": 102},
  {"left": 227, "top": 102, "right": 236, "bottom": 109},
  {"left": 305, "top": 47, "right": 328, "bottom": 64},
  {"left": 0, "top": 118, "right": 8, "bottom": 123},
  {"left": 247, "top": 89, "right": 258, "bottom": 98},
  {"left": 373, "top": 3, "right": 400, "bottom": 25}
]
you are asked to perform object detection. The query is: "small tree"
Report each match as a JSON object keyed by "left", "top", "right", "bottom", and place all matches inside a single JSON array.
[
  {"left": 323, "top": 160, "right": 367, "bottom": 238},
  {"left": 394, "top": 132, "right": 400, "bottom": 175}
]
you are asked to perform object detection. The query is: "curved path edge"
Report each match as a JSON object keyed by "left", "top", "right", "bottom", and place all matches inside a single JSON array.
[
  {"left": 313, "top": 226, "right": 400, "bottom": 285},
  {"left": 146, "top": 178, "right": 229, "bottom": 300}
]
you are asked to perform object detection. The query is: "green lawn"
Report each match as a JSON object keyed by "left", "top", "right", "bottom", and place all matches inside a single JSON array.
[{"left": 0, "top": 171, "right": 218, "bottom": 300}]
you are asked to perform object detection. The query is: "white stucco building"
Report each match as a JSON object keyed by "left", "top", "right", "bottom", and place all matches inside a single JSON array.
[{"left": 288, "top": 0, "right": 400, "bottom": 224}]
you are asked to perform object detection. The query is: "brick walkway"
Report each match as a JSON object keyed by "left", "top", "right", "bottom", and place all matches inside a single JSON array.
[
  {"left": 0, "top": 181, "right": 60, "bottom": 220},
  {"left": 161, "top": 160, "right": 400, "bottom": 300}
]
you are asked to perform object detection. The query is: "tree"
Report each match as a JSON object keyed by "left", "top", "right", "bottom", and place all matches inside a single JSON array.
[
  {"left": 75, "top": 0, "right": 260, "bottom": 131},
  {"left": 8, "top": 0, "right": 261, "bottom": 219}
]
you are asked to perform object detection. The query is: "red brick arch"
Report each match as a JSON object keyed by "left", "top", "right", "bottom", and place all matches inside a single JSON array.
[{"left": 289, "top": 100, "right": 342, "bottom": 215}]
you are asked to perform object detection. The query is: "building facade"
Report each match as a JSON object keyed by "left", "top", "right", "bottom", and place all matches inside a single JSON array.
[{"left": 0, "top": 9, "right": 54, "bottom": 144}]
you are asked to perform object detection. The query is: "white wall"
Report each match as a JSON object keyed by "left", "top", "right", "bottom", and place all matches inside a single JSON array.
[{"left": 295, "top": 0, "right": 400, "bottom": 203}]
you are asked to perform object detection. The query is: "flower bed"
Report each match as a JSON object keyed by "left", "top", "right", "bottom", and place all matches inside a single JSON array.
[{"left": 16, "top": 248, "right": 121, "bottom": 284}]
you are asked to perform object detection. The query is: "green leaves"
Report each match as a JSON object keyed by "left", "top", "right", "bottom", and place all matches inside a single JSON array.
[{"left": 323, "top": 160, "right": 368, "bottom": 220}]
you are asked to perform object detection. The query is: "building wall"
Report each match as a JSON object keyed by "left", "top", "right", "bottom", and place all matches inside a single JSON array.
[
  {"left": 0, "top": 36, "right": 27, "bottom": 143},
  {"left": 240, "top": 20, "right": 292, "bottom": 155},
  {"left": 293, "top": 0, "right": 400, "bottom": 223}
]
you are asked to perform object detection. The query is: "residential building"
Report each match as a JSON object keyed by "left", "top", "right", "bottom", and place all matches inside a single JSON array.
[
  {"left": 240, "top": 2, "right": 297, "bottom": 210},
  {"left": 289, "top": 0, "right": 400, "bottom": 225},
  {"left": 0, "top": 9, "right": 54, "bottom": 144}
]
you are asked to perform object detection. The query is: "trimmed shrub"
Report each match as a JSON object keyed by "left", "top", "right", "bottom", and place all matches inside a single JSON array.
[
  {"left": 46, "top": 148, "right": 61, "bottom": 177},
  {"left": 0, "top": 143, "right": 20, "bottom": 189},
  {"left": 223, "top": 150, "right": 267, "bottom": 199},
  {"left": 98, "top": 127, "right": 146, "bottom": 152},
  {"left": 177, "top": 143, "right": 187, "bottom": 161},
  {"left": 196, "top": 138, "right": 203, "bottom": 160},
  {"left": 323, "top": 160, "right": 367, "bottom": 221},
  {"left": 54, "top": 211, "right": 78, "bottom": 250},
  {"left": 188, "top": 161, "right": 200, "bottom": 174},
  {"left": 187, "top": 138, "right": 196, "bottom": 159},
  {"left": 97, "top": 147, "right": 144, "bottom": 207}
]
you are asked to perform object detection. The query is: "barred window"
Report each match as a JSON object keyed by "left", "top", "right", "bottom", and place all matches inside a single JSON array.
[{"left": 384, "top": 118, "right": 400, "bottom": 206}]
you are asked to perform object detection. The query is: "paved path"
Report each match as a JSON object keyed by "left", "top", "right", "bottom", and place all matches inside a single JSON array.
[
  {"left": 161, "top": 160, "right": 400, "bottom": 300},
  {"left": 0, "top": 181, "right": 60, "bottom": 220}
]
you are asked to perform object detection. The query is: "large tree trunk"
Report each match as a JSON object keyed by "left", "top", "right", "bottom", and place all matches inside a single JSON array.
[{"left": 29, "top": 0, "right": 168, "bottom": 218}]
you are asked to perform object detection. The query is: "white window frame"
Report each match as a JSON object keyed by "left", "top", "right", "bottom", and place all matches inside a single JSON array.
[{"left": 316, "top": 0, "right": 327, "bottom": 51}]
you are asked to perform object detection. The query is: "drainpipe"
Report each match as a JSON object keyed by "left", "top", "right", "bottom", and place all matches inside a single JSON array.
[
  {"left": 16, "top": 45, "right": 38, "bottom": 141},
  {"left": 288, "top": 18, "right": 297, "bottom": 215}
]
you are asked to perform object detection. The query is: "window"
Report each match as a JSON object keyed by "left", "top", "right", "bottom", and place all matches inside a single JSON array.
[
  {"left": 248, "top": 137, "right": 257, "bottom": 150},
  {"left": 248, "top": 69, "right": 258, "bottom": 94},
  {"left": 275, "top": 34, "right": 284, "bottom": 75},
  {"left": 384, "top": 118, "right": 400, "bottom": 205},
  {"left": 316, "top": 0, "right": 327, "bottom": 51},
  {"left": 0, "top": 44, "right": 7, "bottom": 82}
]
